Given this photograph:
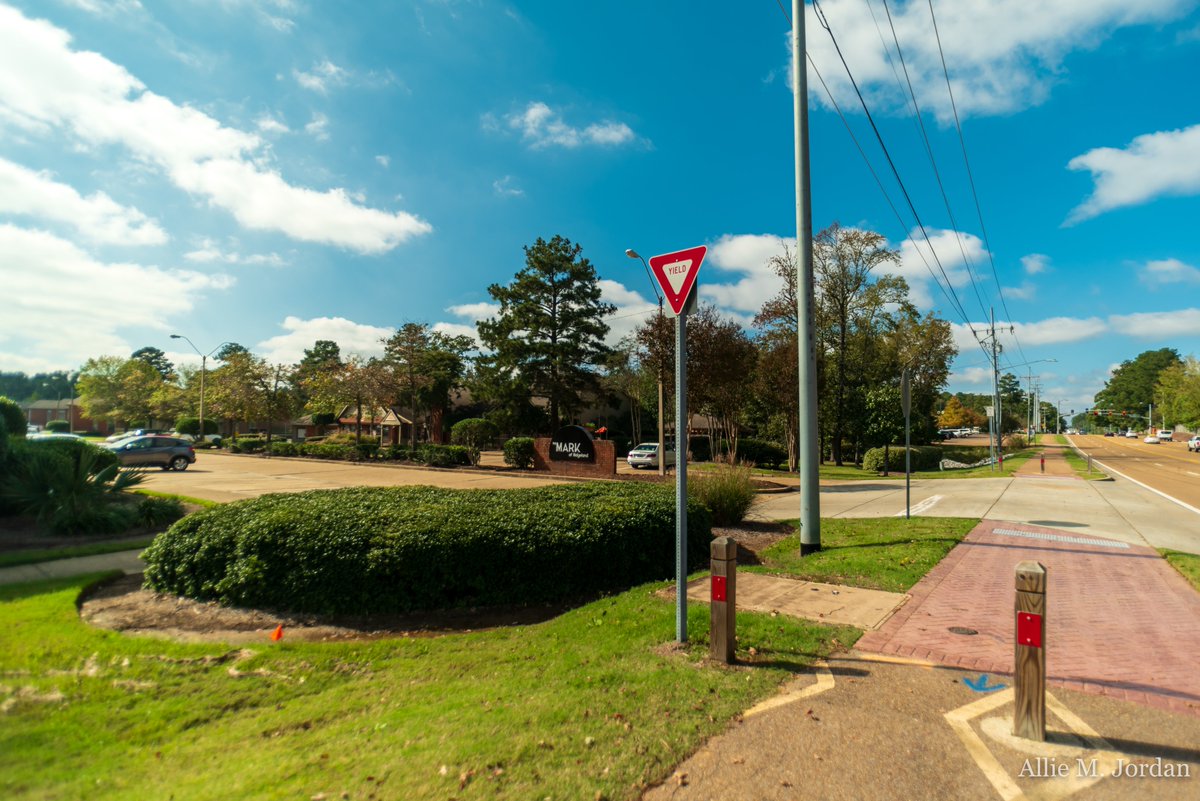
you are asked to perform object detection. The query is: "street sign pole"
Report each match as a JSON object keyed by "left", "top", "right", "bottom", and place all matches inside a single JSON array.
[
  {"left": 902, "top": 369, "right": 911, "bottom": 520},
  {"left": 648, "top": 245, "right": 707, "bottom": 644},
  {"left": 674, "top": 307, "right": 688, "bottom": 642}
]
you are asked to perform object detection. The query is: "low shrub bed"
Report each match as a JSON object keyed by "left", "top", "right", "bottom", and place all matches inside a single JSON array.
[
  {"left": 142, "top": 483, "right": 713, "bottom": 614},
  {"left": 862, "top": 445, "right": 942, "bottom": 472}
]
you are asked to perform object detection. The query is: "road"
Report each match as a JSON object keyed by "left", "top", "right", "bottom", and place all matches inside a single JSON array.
[{"left": 1068, "top": 433, "right": 1200, "bottom": 514}]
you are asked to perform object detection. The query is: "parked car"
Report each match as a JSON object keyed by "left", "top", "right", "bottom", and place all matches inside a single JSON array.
[
  {"left": 26, "top": 423, "right": 40, "bottom": 434},
  {"left": 626, "top": 442, "right": 676, "bottom": 470},
  {"left": 1104, "top": 431, "right": 1115, "bottom": 437},
  {"left": 105, "top": 428, "right": 163, "bottom": 443},
  {"left": 171, "top": 431, "right": 223, "bottom": 446},
  {"left": 1187, "top": 436, "right": 1200, "bottom": 452},
  {"left": 28, "top": 432, "right": 82, "bottom": 441},
  {"left": 1124, "top": 431, "right": 1138, "bottom": 439},
  {"left": 104, "top": 435, "right": 196, "bottom": 470}
]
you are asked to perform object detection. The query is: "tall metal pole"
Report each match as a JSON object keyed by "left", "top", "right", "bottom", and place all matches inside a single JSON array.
[
  {"left": 199, "top": 355, "right": 207, "bottom": 442},
  {"left": 658, "top": 301, "right": 666, "bottom": 477},
  {"left": 990, "top": 308, "right": 999, "bottom": 470},
  {"left": 793, "top": 0, "right": 820, "bottom": 554},
  {"left": 674, "top": 309, "right": 689, "bottom": 642}
]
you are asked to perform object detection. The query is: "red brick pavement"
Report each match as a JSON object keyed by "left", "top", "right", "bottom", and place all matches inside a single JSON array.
[{"left": 857, "top": 519, "right": 1200, "bottom": 716}]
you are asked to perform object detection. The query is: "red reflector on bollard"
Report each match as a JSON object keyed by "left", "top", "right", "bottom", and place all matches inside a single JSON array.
[
  {"left": 1017, "top": 612, "right": 1042, "bottom": 648},
  {"left": 711, "top": 575, "right": 727, "bottom": 602}
]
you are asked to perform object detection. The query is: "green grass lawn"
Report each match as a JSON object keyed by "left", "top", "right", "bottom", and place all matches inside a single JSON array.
[
  {"left": 0, "top": 574, "right": 856, "bottom": 801},
  {"left": 691, "top": 451, "right": 1033, "bottom": 482},
  {"left": 1054, "top": 435, "right": 1110, "bottom": 481},
  {"left": 753, "top": 517, "right": 978, "bottom": 592},
  {"left": 1162, "top": 550, "right": 1200, "bottom": 592}
]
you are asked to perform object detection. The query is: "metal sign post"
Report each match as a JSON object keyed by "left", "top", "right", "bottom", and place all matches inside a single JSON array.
[
  {"left": 649, "top": 246, "right": 707, "bottom": 643},
  {"left": 902, "top": 369, "right": 911, "bottom": 519}
]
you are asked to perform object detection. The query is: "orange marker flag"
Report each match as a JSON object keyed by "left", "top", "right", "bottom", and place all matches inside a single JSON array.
[{"left": 270, "top": 625, "right": 284, "bottom": 642}]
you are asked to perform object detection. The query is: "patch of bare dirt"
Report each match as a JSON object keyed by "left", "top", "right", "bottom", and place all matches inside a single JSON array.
[
  {"left": 712, "top": 520, "right": 793, "bottom": 566},
  {"left": 79, "top": 574, "right": 571, "bottom": 644}
]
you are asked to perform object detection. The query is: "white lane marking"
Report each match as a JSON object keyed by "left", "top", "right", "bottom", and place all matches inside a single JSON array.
[
  {"left": 895, "top": 494, "right": 942, "bottom": 517},
  {"left": 1086, "top": 457, "right": 1200, "bottom": 517},
  {"left": 1154, "top": 463, "right": 1165, "bottom": 467},
  {"left": 1187, "top": 471, "right": 1200, "bottom": 478}
]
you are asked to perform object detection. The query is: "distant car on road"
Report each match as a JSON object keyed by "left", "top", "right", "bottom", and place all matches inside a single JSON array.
[
  {"left": 1188, "top": 436, "right": 1200, "bottom": 452},
  {"left": 1156, "top": 429, "right": 1173, "bottom": 441},
  {"left": 626, "top": 442, "right": 676, "bottom": 470},
  {"left": 1124, "top": 431, "right": 1138, "bottom": 439},
  {"left": 104, "top": 435, "right": 195, "bottom": 470},
  {"left": 1104, "top": 431, "right": 1115, "bottom": 437},
  {"left": 1143, "top": 436, "right": 1160, "bottom": 445}
]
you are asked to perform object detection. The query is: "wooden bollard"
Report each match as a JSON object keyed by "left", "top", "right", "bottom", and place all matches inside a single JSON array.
[
  {"left": 1040, "top": 455, "right": 1045, "bottom": 473},
  {"left": 710, "top": 537, "right": 737, "bottom": 663},
  {"left": 1014, "top": 561, "right": 1047, "bottom": 741}
]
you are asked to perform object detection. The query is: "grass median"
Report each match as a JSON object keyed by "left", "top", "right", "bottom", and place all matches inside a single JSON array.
[
  {"left": 1162, "top": 550, "right": 1200, "bottom": 593},
  {"left": 1054, "top": 435, "right": 1110, "bottom": 480},
  {"left": 0, "top": 573, "right": 855, "bottom": 801},
  {"left": 752, "top": 517, "right": 978, "bottom": 593}
]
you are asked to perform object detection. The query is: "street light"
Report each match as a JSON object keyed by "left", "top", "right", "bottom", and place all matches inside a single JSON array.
[
  {"left": 170, "top": 335, "right": 232, "bottom": 441},
  {"left": 1002, "top": 358, "right": 1057, "bottom": 436},
  {"left": 625, "top": 248, "right": 667, "bottom": 477}
]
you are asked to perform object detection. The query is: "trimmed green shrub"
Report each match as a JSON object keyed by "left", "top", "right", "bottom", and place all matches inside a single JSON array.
[
  {"left": 268, "top": 441, "right": 299, "bottom": 457},
  {"left": 416, "top": 443, "right": 469, "bottom": 467},
  {"left": 136, "top": 495, "right": 185, "bottom": 526},
  {"left": 45, "top": 419, "right": 71, "bottom": 433},
  {"left": 299, "top": 442, "right": 356, "bottom": 460},
  {"left": 689, "top": 463, "right": 757, "bottom": 526},
  {"left": 862, "top": 445, "right": 942, "bottom": 472},
  {"left": 735, "top": 438, "right": 788, "bottom": 469},
  {"left": 1003, "top": 433, "right": 1029, "bottom": 451},
  {"left": 384, "top": 445, "right": 413, "bottom": 461},
  {"left": 503, "top": 437, "right": 537, "bottom": 469},
  {"left": 450, "top": 418, "right": 500, "bottom": 465},
  {"left": 174, "top": 416, "right": 218, "bottom": 438},
  {"left": 143, "top": 484, "right": 714, "bottom": 614},
  {"left": 0, "top": 396, "right": 26, "bottom": 439},
  {"left": 22, "top": 437, "right": 120, "bottom": 473}
]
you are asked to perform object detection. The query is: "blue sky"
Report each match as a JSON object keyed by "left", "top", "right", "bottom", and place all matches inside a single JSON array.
[{"left": 3, "top": 0, "right": 1199, "bottom": 417}]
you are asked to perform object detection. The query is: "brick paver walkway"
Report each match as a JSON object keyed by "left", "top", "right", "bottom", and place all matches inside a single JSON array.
[
  {"left": 857, "top": 519, "right": 1200, "bottom": 716},
  {"left": 1013, "top": 441, "right": 1077, "bottom": 478}
]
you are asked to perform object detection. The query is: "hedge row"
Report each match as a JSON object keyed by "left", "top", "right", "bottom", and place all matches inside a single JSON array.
[
  {"left": 228, "top": 438, "right": 471, "bottom": 467},
  {"left": 142, "top": 483, "right": 713, "bottom": 615},
  {"left": 862, "top": 445, "right": 942, "bottom": 472}
]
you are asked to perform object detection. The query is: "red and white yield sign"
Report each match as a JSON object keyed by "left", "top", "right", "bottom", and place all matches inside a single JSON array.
[{"left": 649, "top": 245, "right": 706, "bottom": 316}]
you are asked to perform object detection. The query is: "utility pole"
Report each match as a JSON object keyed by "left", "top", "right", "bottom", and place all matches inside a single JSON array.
[{"left": 793, "top": 0, "right": 820, "bottom": 554}]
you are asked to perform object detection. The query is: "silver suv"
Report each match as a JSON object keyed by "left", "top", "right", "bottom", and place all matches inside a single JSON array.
[
  {"left": 1188, "top": 436, "right": 1200, "bottom": 453},
  {"left": 106, "top": 435, "right": 196, "bottom": 470}
]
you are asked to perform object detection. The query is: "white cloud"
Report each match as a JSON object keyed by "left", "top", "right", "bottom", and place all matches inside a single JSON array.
[
  {"left": 0, "top": 6, "right": 431, "bottom": 253},
  {"left": 1108, "top": 309, "right": 1200, "bottom": 338},
  {"left": 1067, "top": 124, "right": 1200, "bottom": 222},
  {"left": 1002, "top": 281, "right": 1036, "bottom": 301},
  {"left": 950, "top": 366, "right": 995, "bottom": 385},
  {"left": 0, "top": 224, "right": 231, "bottom": 371},
  {"left": 698, "top": 233, "right": 789, "bottom": 314},
  {"left": 254, "top": 316, "right": 393, "bottom": 364},
  {"left": 304, "top": 112, "right": 329, "bottom": 141},
  {"left": 255, "top": 113, "right": 289, "bottom": 134},
  {"left": 501, "top": 102, "right": 641, "bottom": 149},
  {"left": 1021, "top": 254, "right": 1049, "bottom": 275},
  {"left": 1140, "top": 258, "right": 1200, "bottom": 286},
  {"left": 889, "top": 228, "right": 989, "bottom": 310},
  {"left": 0, "top": 156, "right": 167, "bottom": 245},
  {"left": 1015, "top": 316, "right": 1107, "bottom": 345},
  {"left": 293, "top": 59, "right": 348, "bottom": 94},
  {"left": 492, "top": 175, "right": 523, "bottom": 197},
  {"left": 599, "top": 279, "right": 658, "bottom": 344},
  {"left": 375, "top": 154, "right": 389, "bottom": 168},
  {"left": 430, "top": 322, "right": 480, "bottom": 343},
  {"left": 446, "top": 302, "right": 500, "bottom": 321},
  {"left": 61, "top": 0, "right": 143, "bottom": 15},
  {"left": 802, "top": 0, "right": 1191, "bottom": 121},
  {"left": 183, "top": 238, "right": 284, "bottom": 266}
]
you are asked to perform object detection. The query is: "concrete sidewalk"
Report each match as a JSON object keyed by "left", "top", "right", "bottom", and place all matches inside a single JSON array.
[{"left": 0, "top": 549, "right": 144, "bottom": 585}]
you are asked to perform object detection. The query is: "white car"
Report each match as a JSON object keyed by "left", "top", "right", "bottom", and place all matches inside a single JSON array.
[
  {"left": 626, "top": 442, "right": 676, "bottom": 469},
  {"left": 1124, "top": 431, "right": 1138, "bottom": 439},
  {"left": 1143, "top": 436, "right": 1160, "bottom": 445},
  {"left": 1187, "top": 436, "right": 1200, "bottom": 452}
]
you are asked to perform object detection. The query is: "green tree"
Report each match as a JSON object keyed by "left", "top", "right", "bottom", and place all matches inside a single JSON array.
[
  {"left": 382, "top": 323, "right": 473, "bottom": 446},
  {"left": 76, "top": 356, "right": 125, "bottom": 429},
  {"left": 1095, "top": 348, "right": 1182, "bottom": 427},
  {"left": 1154, "top": 356, "right": 1200, "bottom": 429},
  {"left": 813, "top": 223, "right": 906, "bottom": 465},
  {"left": 131, "top": 346, "right": 175, "bottom": 380},
  {"left": 476, "top": 235, "right": 614, "bottom": 430},
  {"left": 215, "top": 342, "right": 250, "bottom": 362}
]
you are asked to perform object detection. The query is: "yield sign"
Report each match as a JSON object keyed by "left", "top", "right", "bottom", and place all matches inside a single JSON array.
[{"left": 649, "top": 245, "right": 706, "bottom": 316}]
